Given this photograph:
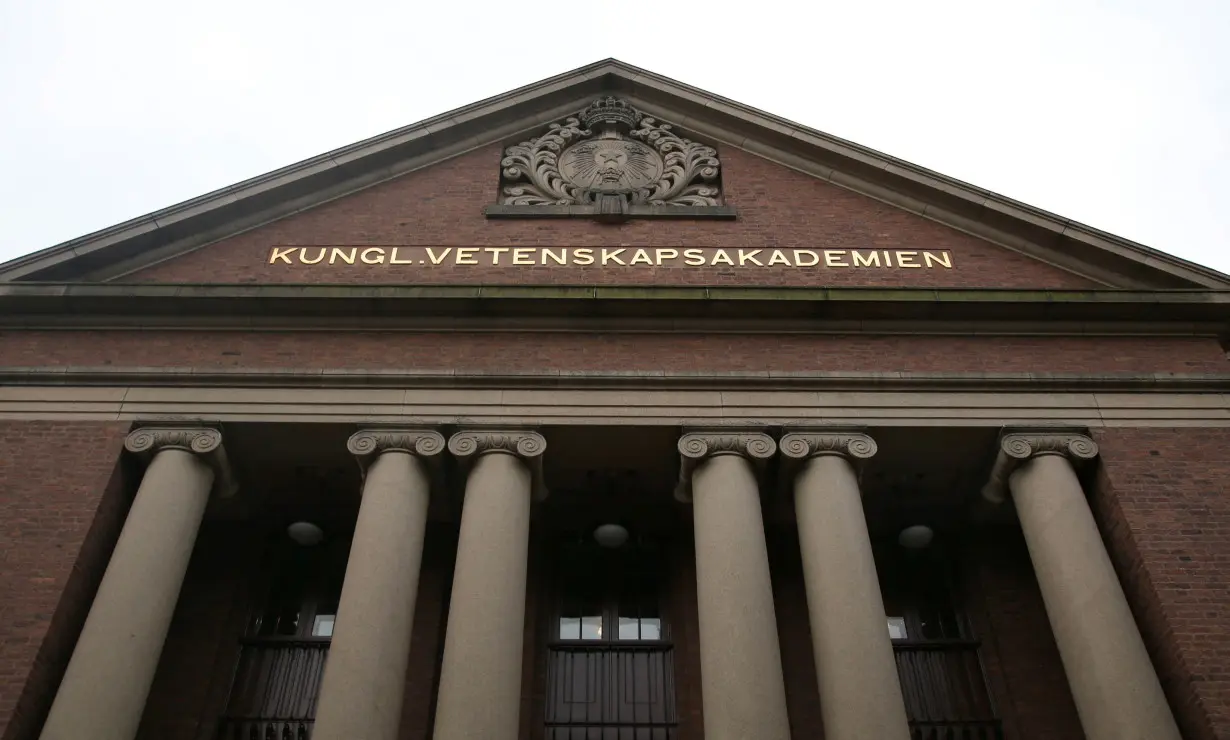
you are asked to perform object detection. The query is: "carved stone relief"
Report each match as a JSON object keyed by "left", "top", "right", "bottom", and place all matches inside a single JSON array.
[
  {"left": 493, "top": 96, "right": 726, "bottom": 221},
  {"left": 981, "top": 428, "right": 1099, "bottom": 503},
  {"left": 124, "top": 425, "right": 237, "bottom": 497}
]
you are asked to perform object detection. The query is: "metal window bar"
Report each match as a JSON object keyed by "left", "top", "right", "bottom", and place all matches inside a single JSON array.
[
  {"left": 545, "top": 641, "right": 678, "bottom": 740},
  {"left": 215, "top": 637, "right": 329, "bottom": 740},
  {"left": 894, "top": 639, "right": 1003, "bottom": 740}
]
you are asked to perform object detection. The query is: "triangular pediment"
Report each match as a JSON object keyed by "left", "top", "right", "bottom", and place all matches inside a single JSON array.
[{"left": 1, "top": 59, "right": 1225, "bottom": 289}]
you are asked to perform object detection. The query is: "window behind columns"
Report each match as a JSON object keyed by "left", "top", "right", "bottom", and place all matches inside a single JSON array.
[
  {"left": 878, "top": 542, "right": 1003, "bottom": 740},
  {"left": 546, "top": 540, "right": 678, "bottom": 740},
  {"left": 216, "top": 536, "right": 347, "bottom": 740}
]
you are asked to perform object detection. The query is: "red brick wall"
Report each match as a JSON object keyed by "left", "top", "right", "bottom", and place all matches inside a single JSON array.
[
  {"left": 127, "top": 145, "right": 1094, "bottom": 290},
  {"left": 1, "top": 330, "right": 1224, "bottom": 376},
  {"left": 963, "top": 529, "right": 1085, "bottom": 739},
  {"left": 1090, "top": 428, "right": 1230, "bottom": 740},
  {"left": 0, "top": 421, "right": 130, "bottom": 740}
]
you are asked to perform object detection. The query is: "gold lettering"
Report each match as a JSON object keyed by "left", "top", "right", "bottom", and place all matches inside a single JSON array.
[
  {"left": 852, "top": 250, "right": 880, "bottom": 267},
  {"left": 711, "top": 249, "right": 734, "bottom": 266},
  {"left": 793, "top": 250, "right": 819, "bottom": 267},
  {"left": 486, "top": 247, "right": 510, "bottom": 264},
  {"left": 630, "top": 249, "right": 653, "bottom": 265},
  {"left": 300, "top": 247, "right": 326, "bottom": 265},
  {"left": 390, "top": 247, "right": 414, "bottom": 264},
  {"left": 455, "top": 248, "right": 478, "bottom": 265},
  {"left": 655, "top": 248, "right": 678, "bottom": 265},
  {"left": 543, "top": 248, "right": 567, "bottom": 265},
  {"left": 360, "top": 247, "right": 385, "bottom": 265},
  {"left": 425, "top": 248, "right": 452, "bottom": 264},
  {"left": 269, "top": 247, "right": 295, "bottom": 264},
  {"left": 602, "top": 248, "right": 627, "bottom": 265},
  {"left": 683, "top": 249, "right": 705, "bottom": 266},
  {"left": 896, "top": 251, "right": 921, "bottom": 268},
  {"left": 924, "top": 251, "right": 952, "bottom": 268},
  {"left": 738, "top": 249, "right": 763, "bottom": 266},
  {"left": 882, "top": 250, "right": 893, "bottom": 267},
  {"left": 574, "top": 248, "right": 595, "bottom": 266},
  {"left": 767, "top": 250, "right": 790, "bottom": 266},
  {"left": 824, "top": 250, "right": 849, "bottom": 267},
  {"left": 330, "top": 247, "right": 357, "bottom": 265},
  {"left": 512, "top": 248, "right": 534, "bottom": 265}
]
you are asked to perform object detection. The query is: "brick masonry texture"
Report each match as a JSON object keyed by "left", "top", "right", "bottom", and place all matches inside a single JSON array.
[
  {"left": 127, "top": 144, "right": 1098, "bottom": 289},
  {"left": 0, "top": 421, "right": 129, "bottom": 740},
  {"left": 1091, "top": 428, "right": 1230, "bottom": 740},
  {"left": 2, "top": 330, "right": 1226, "bottom": 375}
]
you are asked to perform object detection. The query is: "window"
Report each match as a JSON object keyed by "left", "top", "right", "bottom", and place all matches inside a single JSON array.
[{"left": 546, "top": 541, "right": 678, "bottom": 739}]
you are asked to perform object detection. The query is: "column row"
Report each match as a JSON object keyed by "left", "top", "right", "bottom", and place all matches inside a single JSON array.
[{"left": 39, "top": 424, "right": 1181, "bottom": 740}]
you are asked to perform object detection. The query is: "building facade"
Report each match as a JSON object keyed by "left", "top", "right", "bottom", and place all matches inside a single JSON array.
[{"left": 1, "top": 60, "right": 1228, "bottom": 740}]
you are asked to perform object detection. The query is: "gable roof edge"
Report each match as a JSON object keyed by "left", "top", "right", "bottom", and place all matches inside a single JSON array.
[{"left": 1, "top": 59, "right": 1224, "bottom": 289}]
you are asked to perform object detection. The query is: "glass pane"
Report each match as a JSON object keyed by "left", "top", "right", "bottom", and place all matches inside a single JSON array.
[
  {"left": 558, "top": 617, "right": 581, "bottom": 640},
  {"left": 887, "top": 616, "right": 908, "bottom": 640},
  {"left": 580, "top": 615, "right": 602, "bottom": 640},
  {"left": 618, "top": 617, "right": 640, "bottom": 640},
  {"left": 640, "top": 618, "right": 661, "bottom": 640},
  {"left": 312, "top": 614, "right": 335, "bottom": 637}
]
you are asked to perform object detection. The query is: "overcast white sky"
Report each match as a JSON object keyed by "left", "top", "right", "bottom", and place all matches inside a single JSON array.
[{"left": 1, "top": 0, "right": 1227, "bottom": 274}]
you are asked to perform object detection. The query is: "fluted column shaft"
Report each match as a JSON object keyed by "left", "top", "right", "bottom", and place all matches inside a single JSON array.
[
  {"left": 781, "top": 431, "right": 911, "bottom": 740},
  {"left": 313, "top": 429, "right": 444, "bottom": 740},
  {"left": 987, "top": 431, "right": 1181, "bottom": 740},
  {"left": 432, "top": 430, "right": 546, "bottom": 740},
  {"left": 40, "top": 427, "right": 229, "bottom": 740},
  {"left": 677, "top": 430, "right": 790, "bottom": 740}
]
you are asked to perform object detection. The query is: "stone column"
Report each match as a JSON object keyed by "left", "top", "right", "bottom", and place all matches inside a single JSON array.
[
  {"left": 983, "top": 430, "right": 1182, "bottom": 740},
  {"left": 676, "top": 429, "right": 790, "bottom": 740},
  {"left": 313, "top": 429, "right": 444, "bottom": 740},
  {"left": 432, "top": 429, "right": 546, "bottom": 740},
  {"left": 779, "top": 430, "right": 911, "bottom": 740},
  {"left": 40, "top": 426, "right": 232, "bottom": 740}
]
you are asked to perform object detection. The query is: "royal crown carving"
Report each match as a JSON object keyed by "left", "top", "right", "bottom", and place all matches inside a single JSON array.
[
  {"left": 124, "top": 425, "right": 236, "bottom": 497},
  {"left": 981, "top": 428, "right": 1099, "bottom": 503},
  {"left": 448, "top": 429, "right": 548, "bottom": 500},
  {"left": 498, "top": 97, "right": 722, "bottom": 213},
  {"left": 675, "top": 428, "right": 775, "bottom": 502}
]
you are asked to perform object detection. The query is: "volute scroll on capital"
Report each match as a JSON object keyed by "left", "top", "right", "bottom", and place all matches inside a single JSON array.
[
  {"left": 981, "top": 428, "right": 1099, "bottom": 503},
  {"left": 675, "top": 428, "right": 776, "bottom": 502},
  {"left": 779, "top": 430, "right": 878, "bottom": 462},
  {"left": 347, "top": 428, "right": 447, "bottom": 474},
  {"left": 124, "top": 425, "right": 236, "bottom": 497},
  {"left": 447, "top": 429, "right": 548, "bottom": 500}
]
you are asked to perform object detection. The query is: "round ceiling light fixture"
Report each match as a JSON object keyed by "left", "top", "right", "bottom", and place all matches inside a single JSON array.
[
  {"left": 593, "top": 523, "right": 630, "bottom": 549},
  {"left": 897, "top": 524, "right": 934, "bottom": 550},
  {"left": 287, "top": 521, "right": 324, "bottom": 547}
]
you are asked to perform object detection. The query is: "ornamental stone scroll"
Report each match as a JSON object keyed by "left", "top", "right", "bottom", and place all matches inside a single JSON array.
[
  {"left": 778, "top": 429, "right": 878, "bottom": 492},
  {"left": 348, "top": 428, "right": 446, "bottom": 471},
  {"left": 447, "top": 429, "right": 548, "bottom": 500},
  {"left": 980, "top": 428, "right": 1099, "bottom": 503},
  {"left": 675, "top": 428, "right": 776, "bottom": 502},
  {"left": 124, "top": 425, "right": 236, "bottom": 497}
]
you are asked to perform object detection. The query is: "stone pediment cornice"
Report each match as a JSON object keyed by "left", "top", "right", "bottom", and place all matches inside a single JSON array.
[{"left": 0, "top": 59, "right": 1225, "bottom": 288}]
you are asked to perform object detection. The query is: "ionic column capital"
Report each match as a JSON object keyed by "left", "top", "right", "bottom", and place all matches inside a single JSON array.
[
  {"left": 981, "top": 427, "right": 1099, "bottom": 503},
  {"left": 780, "top": 429, "right": 877, "bottom": 463},
  {"left": 447, "top": 428, "right": 547, "bottom": 500},
  {"left": 675, "top": 427, "right": 775, "bottom": 502},
  {"left": 124, "top": 424, "right": 235, "bottom": 496},
  {"left": 348, "top": 428, "right": 446, "bottom": 469}
]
